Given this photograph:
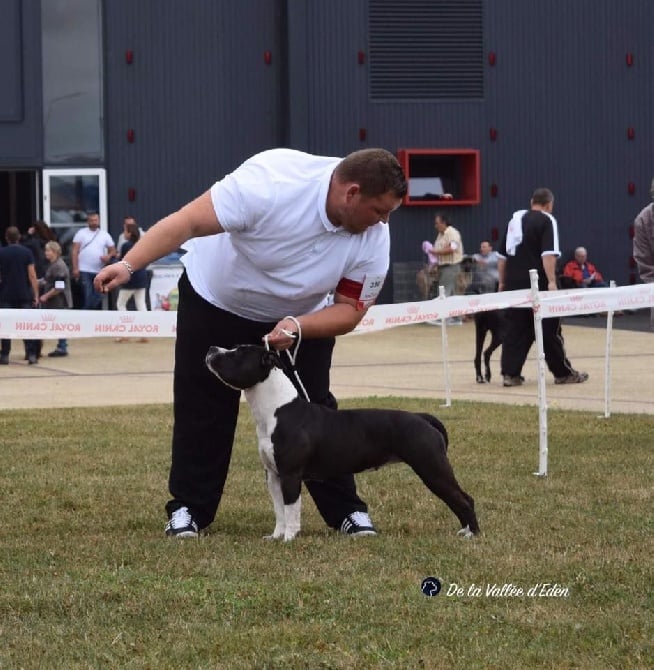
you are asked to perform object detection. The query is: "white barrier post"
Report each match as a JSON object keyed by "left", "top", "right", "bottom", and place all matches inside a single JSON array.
[
  {"left": 601, "top": 280, "right": 616, "bottom": 419},
  {"left": 438, "top": 285, "right": 452, "bottom": 407},
  {"left": 530, "top": 269, "right": 548, "bottom": 477}
]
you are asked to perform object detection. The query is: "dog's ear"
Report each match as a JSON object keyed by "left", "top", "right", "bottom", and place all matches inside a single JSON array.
[{"left": 261, "top": 350, "right": 280, "bottom": 370}]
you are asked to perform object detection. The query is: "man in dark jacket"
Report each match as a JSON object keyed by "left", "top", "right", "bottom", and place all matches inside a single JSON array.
[{"left": 0, "top": 226, "right": 40, "bottom": 364}]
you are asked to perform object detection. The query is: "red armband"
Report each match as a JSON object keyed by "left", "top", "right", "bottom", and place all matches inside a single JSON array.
[
  {"left": 336, "top": 274, "right": 386, "bottom": 310},
  {"left": 335, "top": 277, "right": 363, "bottom": 301}
]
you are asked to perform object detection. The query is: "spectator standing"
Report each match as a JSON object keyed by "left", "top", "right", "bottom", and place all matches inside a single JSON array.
[
  {"left": 116, "top": 215, "right": 146, "bottom": 250},
  {"left": 22, "top": 220, "right": 55, "bottom": 277},
  {"left": 562, "top": 247, "right": 608, "bottom": 288},
  {"left": 71, "top": 212, "right": 117, "bottom": 309},
  {"left": 421, "top": 213, "right": 464, "bottom": 324},
  {"left": 497, "top": 188, "right": 588, "bottom": 387},
  {"left": 429, "top": 214, "right": 463, "bottom": 298},
  {"left": 22, "top": 220, "right": 58, "bottom": 359},
  {"left": 39, "top": 241, "right": 73, "bottom": 357},
  {"left": 633, "top": 176, "right": 654, "bottom": 330},
  {"left": 0, "top": 226, "right": 40, "bottom": 364},
  {"left": 93, "top": 147, "right": 407, "bottom": 539},
  {"left": 115, "top": 221, "right": 150, "bottom": 343}
]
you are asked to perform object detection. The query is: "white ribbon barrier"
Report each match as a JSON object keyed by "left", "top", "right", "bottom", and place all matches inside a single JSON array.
[
  {"left": 350, "top": 288, "right": 533, "bottom": 335},
  {"left": 1, "top": 283, "right": 653, "bottom": 339},
  {"left": 0, "top": 309, "right": 177, "bottom": 339},
  {"left": 537, "top": 283, "right": 654, "bottom": 318}
]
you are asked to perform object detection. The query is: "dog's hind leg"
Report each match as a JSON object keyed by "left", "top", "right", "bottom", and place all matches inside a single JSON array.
[
  {"left": 402, "top": 442, "right": 480, "bottom": 535},
  {"left": 483, "top": 326, "right": 503, "bottom": 382},
  {"left": 280, "top": 475, "right": 302, "bottom": 541},
  {"left": 421, "top": 466, "right": 479, "bottom": 536},
  {"left": 264, "top": 469, "right": 287, "bottom": 540},
  {"left": 474, "top": 318, "right": 488, "bottom": 383}
]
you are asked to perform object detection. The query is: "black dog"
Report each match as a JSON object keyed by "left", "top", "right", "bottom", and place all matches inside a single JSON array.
[
  {"left": 474, "top": 309, "right": 506, "bottom": 383},
  {"left": 205, "top": 344, "right": 480, "bottom": 541}
]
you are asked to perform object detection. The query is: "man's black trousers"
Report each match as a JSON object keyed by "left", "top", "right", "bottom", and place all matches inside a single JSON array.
[{"left": 500, "top": 307, "right": 575, "bottom": 379}]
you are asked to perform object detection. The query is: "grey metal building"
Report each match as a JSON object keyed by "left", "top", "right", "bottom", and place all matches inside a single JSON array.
[{"left": 1, "top": 0, "right": 652, "bottom": 303}]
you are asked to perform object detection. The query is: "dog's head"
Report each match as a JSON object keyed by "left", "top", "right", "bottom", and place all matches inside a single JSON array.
[{"left": 205, "top": 345, "right": 281, "bottom": 390}]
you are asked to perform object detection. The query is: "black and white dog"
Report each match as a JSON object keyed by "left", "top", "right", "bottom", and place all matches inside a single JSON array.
[
  {"left": 474, "top": 309, "right": 506, "bottom": 383},
  {"left": 205, "top": 344, "right": 479, "bottom": 541}
]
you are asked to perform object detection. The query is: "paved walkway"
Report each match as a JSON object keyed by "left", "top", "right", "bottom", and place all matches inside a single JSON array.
[{"left": 1, "top": 315, "right": 651, "bottom": 414}]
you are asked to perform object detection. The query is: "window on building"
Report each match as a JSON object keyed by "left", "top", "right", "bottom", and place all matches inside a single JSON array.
[{"left": 41, "top": 0, "right": 104, "bottom": 164}]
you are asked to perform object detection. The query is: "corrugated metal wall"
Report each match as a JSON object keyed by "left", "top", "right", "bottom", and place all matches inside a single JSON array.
[
  {"left": 282, "top": 0, "right": 654, "bottom": 295},
  {"left": 482, "top": 0, "right": 654, "bottom": 287},
  {"left": 4, "top": 0, "right": 649, "bottom": 300},
  {"left": 103, "top": 0, "right": 283, "bottom": 227}
]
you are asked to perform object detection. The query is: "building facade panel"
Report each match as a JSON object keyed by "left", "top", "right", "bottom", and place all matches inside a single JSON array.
[
  {"left": 103, "top": 0, "right": 283, "bottom": 229},
  {"left": 0, "top": 0, "right": 42, "bottom": 165},
  {"left": 0, "top": 0, "right": 652, "bottom": 297}
]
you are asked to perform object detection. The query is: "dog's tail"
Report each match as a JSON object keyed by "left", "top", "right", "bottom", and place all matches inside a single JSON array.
[{"left": 415, "top": 413, "right": 449, "bottom": 450}]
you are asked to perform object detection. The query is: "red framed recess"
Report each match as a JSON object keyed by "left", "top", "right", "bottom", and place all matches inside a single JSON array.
[{"left": 397, "top": 148, "right": 480, "bottom": 206}]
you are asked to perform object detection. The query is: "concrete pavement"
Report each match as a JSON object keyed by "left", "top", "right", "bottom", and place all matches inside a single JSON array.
[{"left": 1, "top": 316, "right": 652, "bottom": 414}]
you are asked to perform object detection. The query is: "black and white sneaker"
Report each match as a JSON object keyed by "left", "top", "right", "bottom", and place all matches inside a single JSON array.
[
  {"left": 164, "top": 506, "right": 199, "bottom": 538},
  {"left": 340, "top": 511, "right": 378, "bottom": 537}
]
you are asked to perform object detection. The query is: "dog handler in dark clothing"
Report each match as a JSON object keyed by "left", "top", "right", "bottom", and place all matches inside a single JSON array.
[
  {"left": 94, "top": 148, "right": 407, "bottom": 538},
  {"left": 497, "top": 187, "right": 588, "bottom": 387}
]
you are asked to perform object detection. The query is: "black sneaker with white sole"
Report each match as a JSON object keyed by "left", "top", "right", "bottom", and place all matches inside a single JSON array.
[
  {"left": 340, "top": 511, "right": 377, "bottom": 537},
  {"left": 165, "top": 506, "right": 199, "bottom": 538}
]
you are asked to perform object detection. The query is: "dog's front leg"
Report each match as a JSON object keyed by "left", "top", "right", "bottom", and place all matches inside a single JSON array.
[
  {"left": 264, "top": 468, "right": 286, "bottom": 540},
  {"left": 280, "top": 475, "right": 302, "bottom": 541}
]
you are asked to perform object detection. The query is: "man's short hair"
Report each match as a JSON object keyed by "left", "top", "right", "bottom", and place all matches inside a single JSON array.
[
  {"left": 531, "top": 188, "right": 554, "bottom": 206},
  {"left": 435, "top": 212, "right": 450, "bottom": 226},
  {"left": 335, "top": 148, "right": 407, "bottom": 199},
  {"left": 5, "top": 226, "right": 20, "bottom": 243}
]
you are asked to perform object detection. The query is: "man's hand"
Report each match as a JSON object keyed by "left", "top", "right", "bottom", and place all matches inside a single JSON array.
[
  {"left": 93, "top": 262, "right": 132, "bottom": 293},
  {"left": 263, "top": 317, "right": 299, "bottom": 351}
]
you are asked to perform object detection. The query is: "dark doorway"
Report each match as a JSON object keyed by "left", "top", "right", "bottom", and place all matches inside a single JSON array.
[{"left": 0, "top": 171, "right": 37, "bottom": 242}]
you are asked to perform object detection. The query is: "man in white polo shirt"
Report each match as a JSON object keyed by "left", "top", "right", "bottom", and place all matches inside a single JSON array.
[
  {"left": 95, "top": 148, "right": 407, "bottom": 539},
  {"left": 71, "top": 211, "right": 117, "bottom": 309}
]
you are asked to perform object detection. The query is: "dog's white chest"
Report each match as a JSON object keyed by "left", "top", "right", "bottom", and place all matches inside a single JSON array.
[
  {"left": 244, "top": 367, "right": 298, "bottom": 440},
  {"left": 244, "top": 367, "right": 298, "bottom": 476}
]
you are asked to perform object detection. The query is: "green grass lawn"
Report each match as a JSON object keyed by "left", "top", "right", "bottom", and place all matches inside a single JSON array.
[{"left": 1, "top": 399, "right": 652, "bottom": 669}]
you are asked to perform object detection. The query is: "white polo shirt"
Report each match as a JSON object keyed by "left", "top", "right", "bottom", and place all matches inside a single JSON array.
[{"left": 182, "top": 149, "right": 390, "bottom": 321}]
